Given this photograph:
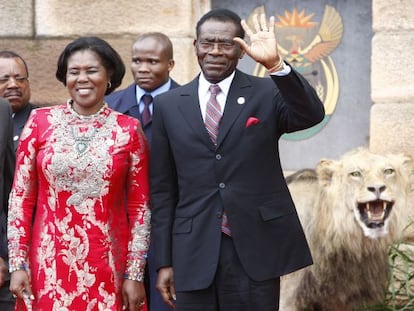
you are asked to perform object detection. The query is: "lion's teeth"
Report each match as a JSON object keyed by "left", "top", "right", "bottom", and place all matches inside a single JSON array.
[{"left": 366, "top": 203, "right": 372, "bottom": 218}]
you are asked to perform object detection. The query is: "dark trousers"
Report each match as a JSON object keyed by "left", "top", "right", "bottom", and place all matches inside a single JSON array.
[{"left": 175, "top": 234, "right": 280, "bottom": 311}]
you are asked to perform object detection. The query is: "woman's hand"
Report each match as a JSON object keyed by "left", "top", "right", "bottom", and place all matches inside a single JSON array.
[
  {"left": 10, "top": 270, "right": 34, "bottom": 300},
  {"left": 122, "top": 279, "right": 146, "bottom": 311}
]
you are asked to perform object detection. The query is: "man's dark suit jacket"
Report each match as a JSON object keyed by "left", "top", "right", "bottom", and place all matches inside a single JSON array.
[
  {"left": 0, "top": 98, "right": 15, "bottom": 261},
  {"left": 150, "top": 69, "right": 325, "bottom": 292},
  {"left": 13, "top": 103, "right": 37, "bottom": 151},
  {"left": 105, "top": 80, "right": 179, "bottom": 142}
]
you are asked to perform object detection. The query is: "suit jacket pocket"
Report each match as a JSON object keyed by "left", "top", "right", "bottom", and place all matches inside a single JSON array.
[
  {"left": 244, "top": 121, "right": 267, "bottom": 136},
  {"left": 172, "top": 217, "right": 193, "bottom": 234},
  {"left": 258, "top": 196, "right": 294, "bottom": 221}
]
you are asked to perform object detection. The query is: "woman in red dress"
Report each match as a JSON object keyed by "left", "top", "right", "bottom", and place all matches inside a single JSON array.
[{"left": 8, "top": 37, "right": 150, "bottom": 311}]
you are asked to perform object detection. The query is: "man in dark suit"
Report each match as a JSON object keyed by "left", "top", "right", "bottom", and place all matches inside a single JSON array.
[
  {"left": 106, "top": 32, "right": 179, "bottom": 311},
  {"left": 106, "top": 32, "right": 179, "bottom": 142},
  {"left": 0, "top": 98, "right": 15, "bottom": 310},
  {"left": 0, "top": 51, "right": 37, "bottom": 151},
  {"left": 150, "top": 9, "right": 325, "bottom": 311}
]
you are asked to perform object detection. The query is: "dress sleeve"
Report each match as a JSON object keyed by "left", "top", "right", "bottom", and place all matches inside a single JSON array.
[
  {"left": 123, "top": 123, "right": 151, "bottom": 282},
  {"left": 8, "top": 110, "right": 39, "bottom": 272}
]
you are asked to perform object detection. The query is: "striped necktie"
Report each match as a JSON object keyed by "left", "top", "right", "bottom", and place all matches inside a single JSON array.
[{"left": 205, "top": 84, "right": 222, "bottom": 145}]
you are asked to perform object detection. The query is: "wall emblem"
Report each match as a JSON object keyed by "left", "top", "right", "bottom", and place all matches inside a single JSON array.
[{"left": 247, "top": 5, "right": 343, "bottom": 140}]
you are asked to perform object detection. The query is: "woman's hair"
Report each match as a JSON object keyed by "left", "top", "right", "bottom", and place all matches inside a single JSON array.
[{"left": 56, "top": 36, "right": 125, "bottom": 95}]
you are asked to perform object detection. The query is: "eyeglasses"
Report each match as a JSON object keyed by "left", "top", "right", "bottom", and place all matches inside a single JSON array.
[
  {"left": 197, "top": 40, "right": 236, "bottom": 52},
  {"left": 0, "top": 75, "right": 29, "bottom": 85}
]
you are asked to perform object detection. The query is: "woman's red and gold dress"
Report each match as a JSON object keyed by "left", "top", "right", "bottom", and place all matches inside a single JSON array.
[{"left": 8, "top": 102, "right": 150, "bottom": 310}]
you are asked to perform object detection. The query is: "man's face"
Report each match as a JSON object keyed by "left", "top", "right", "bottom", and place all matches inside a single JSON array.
[
  {"left": 0, "top": 57, "right": 31, "bottom": 113},
  {"left": 194, "top": 20, "right": 244, "bottom": 84},
  {"left": 130, "top": 37, "right": 174, "bottom": 92}
]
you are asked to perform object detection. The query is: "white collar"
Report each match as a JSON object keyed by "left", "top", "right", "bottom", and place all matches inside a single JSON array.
[{"left": 198, "top": 71, "right": 235, "bottom": 97}]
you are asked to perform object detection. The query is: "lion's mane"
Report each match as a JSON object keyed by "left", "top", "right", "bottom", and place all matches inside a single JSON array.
[{"left": 280, "top": 148, "right": 414, "bottom": 311}]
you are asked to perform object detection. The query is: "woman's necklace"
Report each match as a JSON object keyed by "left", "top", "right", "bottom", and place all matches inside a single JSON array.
[
  {"left": 67, "top": 99, "right": 108, "bottom": 156},
  {"left": 70, "top": 126, "right": 98, "bottom": 156}
]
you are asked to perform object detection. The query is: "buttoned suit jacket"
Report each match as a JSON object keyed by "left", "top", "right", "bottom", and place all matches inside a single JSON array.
[
  {"left": 13, "top": 103, "right": 37, "bottom": 151},
  {"left": 0, "top": 98, "right": 15, "bottom": 261},
  {"left": 105, "top": 80, "right": 180, "bottom": 142},
  {"left": 150, "top": 69, "right": 325, "bottom": 292}
]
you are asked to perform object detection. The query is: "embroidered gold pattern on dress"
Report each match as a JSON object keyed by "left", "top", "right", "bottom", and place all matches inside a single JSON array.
[{"left": 8, "top": 102, "right": 150, "bottom": 309}]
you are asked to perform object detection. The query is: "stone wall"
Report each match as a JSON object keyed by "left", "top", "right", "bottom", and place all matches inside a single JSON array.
[
  {"left": 0, "top": 0, "right": 210, "bottom": 105},
  {"left": 370, "top": 0, "right": 414, "bottom": 156},
  {"left": 1, "top": 0, "right": 413, "bottom": 158}
]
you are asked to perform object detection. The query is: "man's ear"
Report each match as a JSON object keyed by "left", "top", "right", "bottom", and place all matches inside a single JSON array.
[{"left": 168, "top": 59, "right": 175, "bottom": 72}]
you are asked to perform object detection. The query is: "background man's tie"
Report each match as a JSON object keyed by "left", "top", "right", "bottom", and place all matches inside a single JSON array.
[
  {"left": 141, "top": 94, "right": 153, "bottom": 126},
  {"left": 204, "top": 84, "right": 231, "bottom": 236}
]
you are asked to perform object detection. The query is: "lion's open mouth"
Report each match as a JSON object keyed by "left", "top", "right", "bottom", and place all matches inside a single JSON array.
[{"left": 357, "top": 200, "right": 393, "bottom": 228}]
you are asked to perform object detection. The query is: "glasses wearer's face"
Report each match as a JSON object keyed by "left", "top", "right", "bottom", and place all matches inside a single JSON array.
[
  {"left": 0, "top": 57, "right": 31, "bottom": 113},
  {"left": 0, "top": 75, "right": 28, "bottom": 86},
  {"left": 196, "top": 40, "right": 236, "bottom": 53},
  {"left": 195, "top": 19, "right": 244, "bottom": 84}
]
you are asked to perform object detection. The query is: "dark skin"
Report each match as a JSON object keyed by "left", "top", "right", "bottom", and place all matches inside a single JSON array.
[
  {"left": 156, "top": 13, "right": 283, "bottom": 309},
  {"left": 0, "top": 57, "right": 31, "bottom": 113},
  {"left": 9, "top": 49, "right": 146, "bottom": 311},
  {"left": 131, "top": 37, "right": 174, "bottom": 92},
  {"left": 194, "top": 20, "right": 245, "bottom": 84}
]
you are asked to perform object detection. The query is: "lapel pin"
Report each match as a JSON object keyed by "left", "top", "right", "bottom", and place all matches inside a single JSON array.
[{"left": 237, "top": 97, "right": 245, "bottom": 105}]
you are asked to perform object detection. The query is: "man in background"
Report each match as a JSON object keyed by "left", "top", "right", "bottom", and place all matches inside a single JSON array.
[
  {"left": 0, "top": 51, "right": 37, "bottom": 151},
  {"left": 106, "top": 32, "right": 179, "bottom": 311},
  {"left": 0, "top": 98, "right": 15, "bottom": 310},
  {"left": 106, "top": 32, "right": 179, "bottom": 142}
]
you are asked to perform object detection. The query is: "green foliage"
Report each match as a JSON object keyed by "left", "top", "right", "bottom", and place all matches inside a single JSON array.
[{"left": 360, "top": 224, "right": 414, "bottom": 311}]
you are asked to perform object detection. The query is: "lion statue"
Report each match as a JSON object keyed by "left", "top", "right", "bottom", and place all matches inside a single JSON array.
[{"left": 279, "top": 148, "right": 414, "bottom": 311}]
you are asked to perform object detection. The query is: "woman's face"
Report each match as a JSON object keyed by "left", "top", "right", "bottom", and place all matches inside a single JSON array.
[{"left": 66, "top": 49, "right": 110, "bottom": 115}]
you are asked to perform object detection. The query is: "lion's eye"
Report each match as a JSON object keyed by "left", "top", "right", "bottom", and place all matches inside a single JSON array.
[
  {"left": 384, "top": 168, "right": 395, "bottom": 175},
  {"left": 350, "top": 171, "right": 362, "bottom": 177}
]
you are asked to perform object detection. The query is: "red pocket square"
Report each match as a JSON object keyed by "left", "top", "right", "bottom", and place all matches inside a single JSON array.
[{"left": 246, "top": 117, "right": 260, "bottom": 128}]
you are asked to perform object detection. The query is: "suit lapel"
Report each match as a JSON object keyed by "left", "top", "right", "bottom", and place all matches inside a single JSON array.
[
  {"left": 118, "top": 84, "right": 139, "bottom": 117},
  {"left": 177, "top": 72, "right": 252, "bottom": 150},
  {"left": 177, "top": 78, "right": 214, "bottom": 148},
  {"left": 216, "top": 70, "right": 252, "bottom": 148}
]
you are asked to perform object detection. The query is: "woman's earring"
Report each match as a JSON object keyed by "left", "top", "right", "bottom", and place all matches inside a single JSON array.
[{"left": 107, "top": 81, "right": 112, "bottom": 89}]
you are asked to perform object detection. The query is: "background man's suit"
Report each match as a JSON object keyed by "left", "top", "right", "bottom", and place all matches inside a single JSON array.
[
  {"left": 150, "top": 69, "right": 325, "bottom": 291},
  {"left": 106, "top": 81, "right": 179, "bottom": 142},
  {"left": 0, "top": 98, "right": 15, "bottom": 310},
  {"left": 12, "top": 103, "right": 36, "bottom": 151}
]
